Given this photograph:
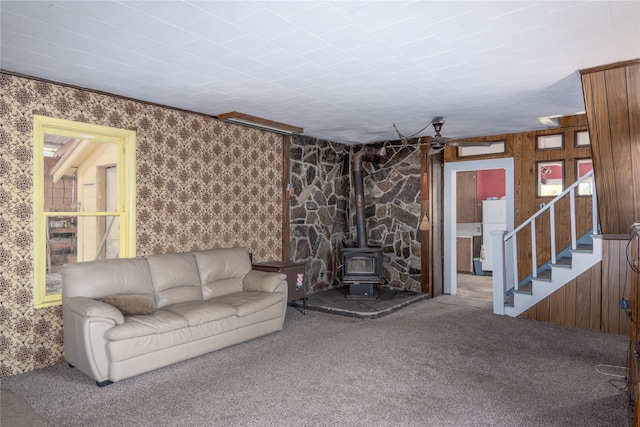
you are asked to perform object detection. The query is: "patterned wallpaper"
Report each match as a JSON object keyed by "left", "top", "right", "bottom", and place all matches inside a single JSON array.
[{"left": 0, "top": 73, "right": 283, "bottom": 376}]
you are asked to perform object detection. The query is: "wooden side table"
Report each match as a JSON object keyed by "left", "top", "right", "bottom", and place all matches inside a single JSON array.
[{"left": 252, "top": 261, "right": 307, "bottom": 314}]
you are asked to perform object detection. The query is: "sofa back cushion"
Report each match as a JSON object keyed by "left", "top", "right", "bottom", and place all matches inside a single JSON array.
[
  {"left": 145, "top": 252, "right": 203, "bottom": 308},
  {"left": 193, "top": 248, "right": 252, "bottom": 300},
  {"left": 62, "top": 258, "right": 154, "bottom": 300}
]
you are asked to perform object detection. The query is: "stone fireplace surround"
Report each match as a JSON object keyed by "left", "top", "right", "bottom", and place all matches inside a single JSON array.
[{"left": 289, "top": 135, "right": 422, "bottom": 295}]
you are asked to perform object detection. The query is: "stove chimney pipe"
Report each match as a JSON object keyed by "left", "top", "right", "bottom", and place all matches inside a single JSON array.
[{"left": 352, "top": 147, "right": 388, "bottom": 248}]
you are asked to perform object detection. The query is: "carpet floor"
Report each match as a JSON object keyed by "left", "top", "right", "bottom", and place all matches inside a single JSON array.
[{"left": 0, "top": 296, "right": 630, "bottom": 426}]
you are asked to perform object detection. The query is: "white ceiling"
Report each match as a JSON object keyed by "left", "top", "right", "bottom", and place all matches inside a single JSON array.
[{"left": 1, "top": 1, "right": 639, "bottom": 145}]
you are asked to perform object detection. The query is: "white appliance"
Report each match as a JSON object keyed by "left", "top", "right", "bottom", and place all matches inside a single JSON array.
[{"left": 481, "top": 199, "right": 507, "bottom": 272}]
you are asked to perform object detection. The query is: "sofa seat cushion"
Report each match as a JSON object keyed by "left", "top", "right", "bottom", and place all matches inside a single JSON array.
[
  {"left": 210, "top": 291, "right": 285, "bottom": 317},
  {"left": 163, "top": 301, "right": 237, "bottom": 327},
  {"left": 105, "top": 310, "right": 188, "bottom": 341},
  {"left": 107, "top": 316, "right": 238, "bottom": 362}
]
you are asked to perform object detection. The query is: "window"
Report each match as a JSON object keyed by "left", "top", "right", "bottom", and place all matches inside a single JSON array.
[
  {"left": 34, "top": 116, "right": 136, "bottom": 308},
  {"left": 576, "top": 158, "right": 594, "bottom": 196},
  {"left": 537, "top": 160, "right": 564, "bottom": 197},
  {"left": 536, "top": 134, "right": 564, "bottom": 150},
  {"left": 575, "top": 130, "right": 590, "bottom": 147}
]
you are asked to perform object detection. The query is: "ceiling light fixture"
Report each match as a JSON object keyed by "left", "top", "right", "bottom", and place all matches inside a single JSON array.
[
  {"left": 537, "top": 115, "right": 561, "bottom": 128},
  {"left": 218, "top": 111, "right": 303, "bottom": 135}
]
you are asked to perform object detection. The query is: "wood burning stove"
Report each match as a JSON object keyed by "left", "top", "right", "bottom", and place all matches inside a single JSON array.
[
  {"left": 340, "top": 147, "right": 388, "bottom": 299},
  {"left": 340, "top": 242, "right": 383, "bottom": 298}
]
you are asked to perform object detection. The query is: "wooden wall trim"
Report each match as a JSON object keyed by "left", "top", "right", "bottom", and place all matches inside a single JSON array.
[
  {"left": 282, "top": 135, "right": 291, "bottom": 261},
  {"left": 602, "top": 234, "right": 634, "bottom": 240},
  {"left": 579, "top": 59, "right": 640, "bottom": 76},
  {"left": 420, "top": 142, "right": 431, "bottom": 295}
]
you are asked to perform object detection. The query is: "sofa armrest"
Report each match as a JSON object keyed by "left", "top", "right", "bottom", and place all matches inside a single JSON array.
[
  {"left": 243, "top": 270, "right": 287, "bottom": 293},
  {"left": 64, "top": 296, "right": 125, "bottom": 325},
  {"left": 63, "top": 297, "right": 123, "bottom": 383}
]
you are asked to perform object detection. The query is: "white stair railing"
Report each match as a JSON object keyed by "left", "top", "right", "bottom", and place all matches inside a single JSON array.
[{"left": 493, "top": 170, "right": 598, "bottom": 315}]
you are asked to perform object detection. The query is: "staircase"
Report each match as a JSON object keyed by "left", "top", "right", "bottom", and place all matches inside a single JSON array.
[{"left": 492, "top": 170, "right": 601, "bottom": 316}]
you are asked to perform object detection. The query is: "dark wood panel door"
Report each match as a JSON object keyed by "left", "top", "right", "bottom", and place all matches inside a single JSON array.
[{"left": 456, "top": 171, "right": 478, "bottom": 223}]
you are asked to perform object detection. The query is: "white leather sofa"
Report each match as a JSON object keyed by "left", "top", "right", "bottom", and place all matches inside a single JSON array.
[{"left": 62, "top": 247, "right": 287, "bottom": 386}]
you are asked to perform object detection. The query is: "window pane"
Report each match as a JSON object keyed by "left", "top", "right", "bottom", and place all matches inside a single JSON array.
[
  {"left": 45, "top": 134, "right": 118, "bottom": 213},
  {"left": 45, "top": 214, "right": 121, "bottom": 295},
  {"left": 77, "top": 215, "right": 120, "bottom": 261},
  {"left": 46, "top": 216, "right": 77, "bottom": 295},
  {"left": 576, "top": 159, "right": 593, "bottom": 196},
  {"left": 537, "top": 161, "right": 564, "bottom": 197}
]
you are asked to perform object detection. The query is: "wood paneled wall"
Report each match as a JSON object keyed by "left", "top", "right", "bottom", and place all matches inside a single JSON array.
[
  {"left": 581, "top": 59, "right": 640, "bottom": 235},
  {"left": 521, "top": 263, "right": 601, "bottom": 330},
  {"left": 521, "top": 238, "right": 632, "bottom": 335},
  {"left": 630, "top": 226, "right": 640, "bottom": 427},
  {"left": 632, "top": 225, "right": 640, "bottom": 341},
  {"left": 444, "top": 115, "right": 592, "bottom": 282},
  {"left": 442, "top": 114, "right": 629, "bottom": 333}
]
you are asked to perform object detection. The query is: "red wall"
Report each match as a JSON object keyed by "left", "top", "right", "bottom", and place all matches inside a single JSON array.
[{"left": 477, "top": 168, "right": 506, "bottom": 201}]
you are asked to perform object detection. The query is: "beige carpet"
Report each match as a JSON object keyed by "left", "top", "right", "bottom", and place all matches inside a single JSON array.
[
  {"left": 1, "top": 298, "right": 629, "bottom": 426},
  {"left": 1, "top": 389, "right": 51, "bottom": 427}
]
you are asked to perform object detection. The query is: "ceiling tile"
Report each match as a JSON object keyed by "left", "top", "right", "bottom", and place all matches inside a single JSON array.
[
  {"left": 189, "top": 0, "right": 260, "bottom": 23},
  {"left": 234, "top": 8, "right": 299, "bottom": 40},
  {"left": 406, "top": 1, "right": 476, "bottom": 25},
  {"left": 180, "top": 39, "right": 234, "bottom": 61},
  {"left": 271, "top": 29, "right": 329, "bottom": 55},
  {"left": 472, "top": 1, "right": 539, "bottom": 20},
  {"left": 346, "top": 41, "right": 400, "bottom": 64},
  {"left": 369, "top": 55, "right": 417, "bottom": 74},
  {"left": 342, "top": 1, "right": 413, "bottom": 32},
  {"left": 214, "top": 53, "right": 263, "bottom": 73},
  {"left": 188, "top": 15, "right": 245, "bottom": 44},
  {"left": 126, "top": 0, "right": 204, "bottom": 26},
  {"left": 60, "top": 1, "right": 156, "bottom": 29},
  {"left": 485, "top": 4, "right": 551, "bottom": 36},
  {"left": 134, "top": 41, "right": 192, "bottom": 64},
  {"left": 254, "top": 49, "right": 304, "bottom": 69},
  {"left": 393, "top": 35, "right": 452, "bottom": 61},
  {"left": 0, "top": 11, "right": 57, "bottom": 39},
  {"left": 444, "top": 31, "right": 504, "bottom": 56},
  {"left": 545, "top": 1, "right": 613, "bottom": 30},
  {"left": 320, "top": 24, "right": 379, "bottom": 50},
  {"left": 258, "top": 1, "right": 321, "bottom": 19},
  {"left": 221, "top": 34, "right": 280, "bottom": 58},
  {"left": 36, "top": 4, "right": 118, "bottom": 41},
  {"left": 372, "top": 18, "right": 435, "bottom": 45},
  {"left": 288, "top": 3, "right": 353, "bottom": 35},
  {"left": 300, "top": 46, "right": 353, "bottom": 67},
  {"left": 139, "top": 20, "right": 200, "bottom": 48},
  {"left": 0, "top": 0, "right": 53, "bottom": 19},
  {"left": 325, "top": 59, "right": 372, "bottom": 78},
  {"left": 428, "top": 11, "right": 491, "bottom": 43}
]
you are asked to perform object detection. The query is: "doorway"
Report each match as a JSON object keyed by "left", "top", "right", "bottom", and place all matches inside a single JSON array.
[{"left": 443, "top": 158, "right": 514, "bottom": 298}]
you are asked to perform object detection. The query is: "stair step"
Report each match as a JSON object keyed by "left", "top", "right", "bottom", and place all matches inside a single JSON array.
[
  {"left": 504, "top": 293, "right": 514, "bottom": 308},
  {"left": 513, "top": 281, "right": 533, "bottom": 295},
  {"left": 554, "top": 256, "right": 572, "bottom": 267},
  {"left": 536, "top": 269, "right": 551, "bottom": 280},
  {"left": 572, "top": 243, "right": 593, "bottom": 253}
]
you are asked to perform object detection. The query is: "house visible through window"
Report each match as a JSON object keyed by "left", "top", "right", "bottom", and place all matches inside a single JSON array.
[{"left": 34, "top": 116, "right": 136, "bottom": 308}]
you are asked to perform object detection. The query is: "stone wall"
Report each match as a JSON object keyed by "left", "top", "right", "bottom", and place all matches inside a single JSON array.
[
  {"left": 289, "top": 135, "right": 351, "bottom": 293},
  {"left": 289, "top": 135, "right": 422, "bottom": 294},
  {"left": 357, "top": 144, "right": 422, "bottom": 291}
]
